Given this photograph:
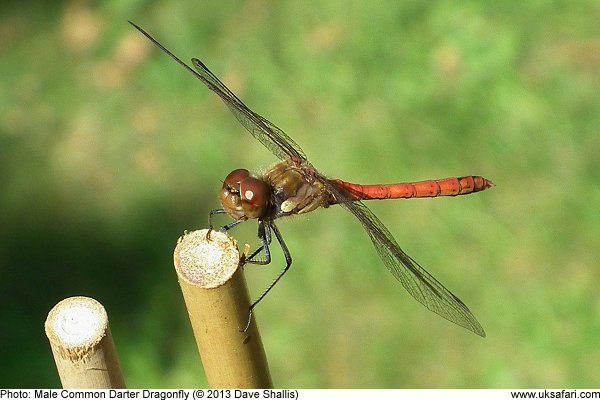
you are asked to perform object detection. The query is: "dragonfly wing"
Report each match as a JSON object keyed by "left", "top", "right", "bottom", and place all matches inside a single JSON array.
[
  {"left": 191, "top": 58, "right": 307, "bottom": 162},
  {"left": 322, "top": 179, "right": 486, "bottom": 337},
  {"left": 128, "top": 23, "right": 305, "bottom": 161}
]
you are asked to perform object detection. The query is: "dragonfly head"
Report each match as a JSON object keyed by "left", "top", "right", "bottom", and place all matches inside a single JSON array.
[{"left": 220, "top": 169, "right": 270, "bottom": 220}]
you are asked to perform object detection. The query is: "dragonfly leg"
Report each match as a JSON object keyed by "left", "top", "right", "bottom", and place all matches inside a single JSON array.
[
  {"left": 207, "top": 208, "right": 226, "bottom": 240},
  {"left": 206, "top": 208, "right": 246, "bottom": 240},
  {"left": 208, "top": 208, "right": 227, "bottom": 229},
  {"left": 219, "top": 219, "right": 246, "bottom": 233},
  {"left": 245, "top": 219, "right": 272, "bottom": 266},
  {"left": 242, "top": 221, "right": 292, "bottom": 332},
  {"left": 246, "top": 245, "right": 265, "bottom": 262}
]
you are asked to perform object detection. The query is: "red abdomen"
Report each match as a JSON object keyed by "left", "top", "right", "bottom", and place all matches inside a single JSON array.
[{"left": 330, "top": 176, "right": 494, "bottom": 201}]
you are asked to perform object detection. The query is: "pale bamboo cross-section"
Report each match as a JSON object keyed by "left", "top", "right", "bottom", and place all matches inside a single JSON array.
[
  {"left": 173, "top": 229, "right": 272, "bottom": 388},
  {"left": 45, "top": 296, "right": 125, "bottom": 388}
]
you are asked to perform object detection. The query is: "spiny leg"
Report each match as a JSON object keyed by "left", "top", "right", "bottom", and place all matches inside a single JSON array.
[
  {"left": 245, "top": 219, "right": 272, "bottom": 266},
  {"left": 207, "top": 208, "right": 245, "bottom": 240},
  {"left": 208, "top": 208, "right": 227, "bottom": 229},
  {"left": 242, "top": 221, "right": 292, "bottom": 332}
]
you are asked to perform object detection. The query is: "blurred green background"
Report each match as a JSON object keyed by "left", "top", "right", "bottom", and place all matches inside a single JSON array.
[{"left": 1, "top": 0, "right": 599, "bottom": 388}]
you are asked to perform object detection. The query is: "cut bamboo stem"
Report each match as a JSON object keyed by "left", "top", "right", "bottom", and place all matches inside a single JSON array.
[
  {"left": 44, "top": 296, "right": 125, "bottom": 388},
  {"left": 173, "top": 229, "right": 272, "bottom": 388}
]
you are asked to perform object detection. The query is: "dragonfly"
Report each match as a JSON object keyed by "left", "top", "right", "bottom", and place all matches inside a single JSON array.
[{"left": 130, "top": 21, "right": 493, "bottom": 337}]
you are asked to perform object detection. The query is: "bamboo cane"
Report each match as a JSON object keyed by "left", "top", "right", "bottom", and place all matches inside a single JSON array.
[
  {"left": 45, "top": 296, "right": 125, "bottom": 388},
  {"left": 173, "top": 229, "right": 272, "bottom": 388}
]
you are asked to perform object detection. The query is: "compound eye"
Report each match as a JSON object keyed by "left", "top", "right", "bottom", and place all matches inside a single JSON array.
[
  {"left": 219, "top": 169, "right": 252, "bottom": 220},
  {"left": 239, "top": 177, "right": 269, "bottom": 218},
  {"left": 223, "top": 169, "right": 250, "bottom": 190}
]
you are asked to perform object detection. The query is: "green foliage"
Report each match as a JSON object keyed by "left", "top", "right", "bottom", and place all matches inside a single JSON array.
[{"left": 1, "top": 0, "right": 599, "bottom": 388}]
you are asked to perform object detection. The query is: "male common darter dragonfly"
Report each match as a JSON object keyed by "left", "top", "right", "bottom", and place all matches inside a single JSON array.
[{"left": 130, "top": 22, "right": 493, "bottom": 337}]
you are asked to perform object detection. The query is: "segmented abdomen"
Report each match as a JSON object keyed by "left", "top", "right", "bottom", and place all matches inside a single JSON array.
[{"left": 330, "top": 176, "right": 494, "bottom": 202}]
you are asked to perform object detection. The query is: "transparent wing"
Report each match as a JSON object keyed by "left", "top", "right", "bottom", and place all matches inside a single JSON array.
[
  {"left": 323, "top": 179, "right": 486, "bottom": 337},
  {"left": 191, "top": 58, "right": 306, "bottom": 162},
  {"left": 130, "top": 22, "right": 305, "bottom": 161}
]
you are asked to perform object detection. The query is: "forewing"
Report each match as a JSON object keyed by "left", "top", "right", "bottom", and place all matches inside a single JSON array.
[
  {"left": 191, "top": 58, "right": 306, "bottom": 162},
  {"left": 129, "top": 22, "right": 305, "bottom": 161},
  {"left": 322, "top": 179, "right": 486, "bottom": 337}
]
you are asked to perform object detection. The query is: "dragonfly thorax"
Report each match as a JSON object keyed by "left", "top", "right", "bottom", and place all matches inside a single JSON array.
[{"left": 262, "top": 159, "right": 330, "bottom": 217}]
